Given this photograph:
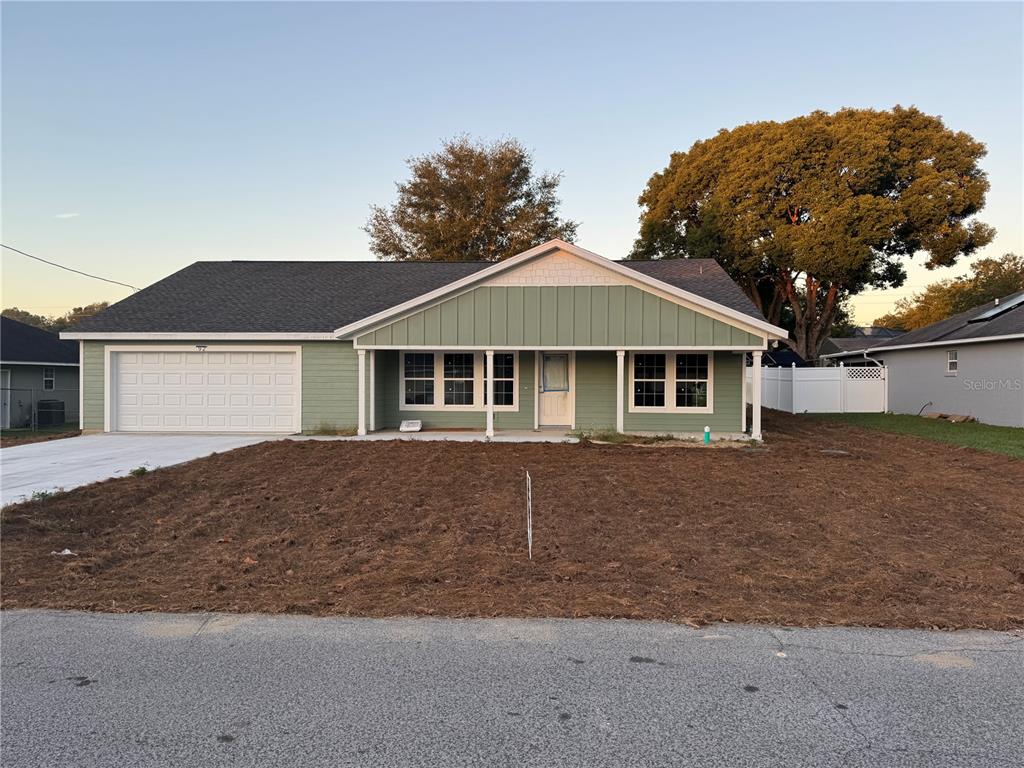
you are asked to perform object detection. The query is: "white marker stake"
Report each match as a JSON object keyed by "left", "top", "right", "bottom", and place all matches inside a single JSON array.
[{"left": 526, "top": 470, "right": 533, "bottom": 560}]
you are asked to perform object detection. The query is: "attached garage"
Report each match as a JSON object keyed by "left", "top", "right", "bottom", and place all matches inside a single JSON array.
[{"left": 110, "top": 347, "right": 301, "bottom": 433}]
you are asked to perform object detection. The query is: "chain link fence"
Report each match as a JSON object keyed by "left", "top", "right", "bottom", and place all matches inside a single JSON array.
[{"left": 0, "top": 387, "right": 80, "bottom": 431}]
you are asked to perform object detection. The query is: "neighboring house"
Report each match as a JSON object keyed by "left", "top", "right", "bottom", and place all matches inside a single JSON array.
[
  {"left": 1, "top": 316, "right": 80, "bottom": 429},
  {"left": 753, "top": 347, "right": 807, "bottom": 367},
  {"left": 62, "top": 240, "right": 787, "bottom": 439},
  {"left": 819, "top": 326, "right": 904, "bottom": 366},
  {"left": 868, "top": 292, "right": 1024, "bottom": 427}
]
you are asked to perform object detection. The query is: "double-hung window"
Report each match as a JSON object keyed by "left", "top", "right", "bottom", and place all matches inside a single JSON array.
[
  {"left": 43, "top": 367, "right": 55, "bottom": 391},
  {"left": 630, "top": 352, "right": 712, "bottom": 412},
  {"left": 675, "top": 354, "right": 709, "bottom": 408},
  {"left": 403, "top": 353, "right": 435, "bottom": 406},
  {"left": 485, "top": 353, "right": 515, "bottom": 406},
  {"left": 632, "top": 354, "right": 666, "bottom": 407},
  {"left": 443, "top": 353, "right": 475, "bottom": 405},
  {"left": 946, "top": 350, "right": 958, "bottom": 375}
]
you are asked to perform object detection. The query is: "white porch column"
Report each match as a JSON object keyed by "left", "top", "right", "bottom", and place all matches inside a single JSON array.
[
  {"left": 485, "top": 350, "right": 495, "bottom": 438},
  {"left": 357, "top": 349, "right": 367, "bottom": 436},
  {"left": 368, "top": 350, "right": 376, "bottom": 432},
  {"left": 615, "top": 350, "right": 625, "bottom": 433},
  {"left": 740, "top": 353, "right": 747, "bottom": 434},
  {"left": 751, "top": 350, "right": 763, "bottom": 441}
]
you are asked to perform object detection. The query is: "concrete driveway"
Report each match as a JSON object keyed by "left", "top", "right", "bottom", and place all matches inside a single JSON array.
[
  {"left": 1, "top": 611, "right": 1020, "bottom": 767},
  {"left": 1, "top": 434, "right": 276, "bottom": 506}
]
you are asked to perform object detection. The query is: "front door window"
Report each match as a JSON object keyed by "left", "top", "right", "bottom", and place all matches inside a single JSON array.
[{"left": 542, "top": 353, "right": 569, "bottom": 392}]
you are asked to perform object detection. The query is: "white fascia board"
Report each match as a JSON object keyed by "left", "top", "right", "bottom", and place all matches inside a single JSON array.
[
  {"left": 333, "top": 239, "right": 788, "bottom": 340},
  {"left": 0, "top": 360, "right": 80, "bottom": 366},
  {"left": 353, "top": 343, "right": 768, "bottom": 352},
  {"left": 869, "top": 334, "right": 1024, "bottom": 353},
  {"left": 60, "top": 332, "right": 336, "bottom": 341},
  {"left": 818, "top": 349, "right": 878, "bottom": 360}
]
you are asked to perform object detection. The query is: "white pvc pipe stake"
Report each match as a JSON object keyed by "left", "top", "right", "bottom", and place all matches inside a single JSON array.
[{"left": 525, "top": 470, "right": 533, "bottom": 560}]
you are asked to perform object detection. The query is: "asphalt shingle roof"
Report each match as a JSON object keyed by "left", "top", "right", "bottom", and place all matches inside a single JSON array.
[
  {"left": 618, "top": 259, "right": 766, "bottom": 320},
  {"left": 68, "top": 257, "right": 769, "bottom": 335},
  {"left": 821, "top": 336, "right": 897, "bottom": 356},
  {"left": 1, "top": 316, "right": 80, "bottom": 364},
  {"left": 873, "top": 291, "right": 1024, "bottom": 350}
]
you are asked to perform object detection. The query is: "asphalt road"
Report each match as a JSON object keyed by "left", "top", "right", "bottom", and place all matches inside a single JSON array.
[{"left": 2, "top": 611, "right": 1021, "bottom": 767}]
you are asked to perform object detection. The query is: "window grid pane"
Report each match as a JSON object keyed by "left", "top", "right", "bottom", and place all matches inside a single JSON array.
[
  {"left": 634, "top": 354, "right": 666, "bottom": 381},
  {"left": 443, "top": 353, "right": 474, "bottom": 379},
  {"left": 675, "top": 380, "right": 708, "bottom": 408},
  {"left": 404, "top": 353, "right": 434, "bottom": 379},
  {"left": 404, "top": 379, "right": 434, "bottom": 406},
  {"left": 633, "top": 381, "right": 665, "bottom": 408},
  {"left": 676, "top": 354, "right": 708, "bottom": 381},
  {"left": 444, "top": 379, "right": 474, "bottom": 406}
]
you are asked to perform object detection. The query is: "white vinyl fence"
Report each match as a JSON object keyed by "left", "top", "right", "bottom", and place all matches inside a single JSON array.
[{"left": 746, "top": 364, "right": 888, "bottom": 414}]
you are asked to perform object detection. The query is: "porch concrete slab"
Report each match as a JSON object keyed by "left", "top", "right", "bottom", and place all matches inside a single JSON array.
[
  {"left": 298, "top": 430, "right": 578, "bottom": 444},
  {"left": 1, "top": 434, "right": 279, "bottom": 507}
]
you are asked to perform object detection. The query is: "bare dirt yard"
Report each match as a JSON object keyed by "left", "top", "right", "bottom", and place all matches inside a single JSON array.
[
  {"left": 0, "top": 427, "right": 81, "bottom": 449},
  {"left": 2, "top": 412, "right": 1022, "bottom": 629}
]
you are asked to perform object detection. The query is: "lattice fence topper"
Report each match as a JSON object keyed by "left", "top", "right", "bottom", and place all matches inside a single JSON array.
[{"left": 845, "top": 367, "right": 885, "bottom": 380}]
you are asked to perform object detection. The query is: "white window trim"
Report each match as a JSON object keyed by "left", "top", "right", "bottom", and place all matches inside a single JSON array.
[
  {"left": 399, "top": 351, "right": 519, "bottom": 412},
  {"left": 627, "top": 352, "right": 714, "bottom": 414},
  {"left": 946, "top": 349, "right": 959, "bottom": 376},
  {"left": 43, "top": 367, "right": 56, "bottom": 390}
]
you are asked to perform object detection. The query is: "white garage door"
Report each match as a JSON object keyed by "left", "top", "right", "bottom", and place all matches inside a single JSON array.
[{"left": 114, "top": 349, "right": 300, "bottom": 432}]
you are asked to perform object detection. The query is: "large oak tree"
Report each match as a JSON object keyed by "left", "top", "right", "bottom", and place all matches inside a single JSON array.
[
  {"left": 631, "top": 107, "right": 994, "bottom": 359},
  {"left": 366, "top": 136, "right": 578, "bottom": 262}
]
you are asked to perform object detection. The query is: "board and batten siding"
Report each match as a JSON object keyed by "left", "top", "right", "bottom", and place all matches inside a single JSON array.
[
  {"left": 355, "top": 286, "right": 764, "bottom": 349},
  {"left": 373, "top": 350, "right": 536, "bottom": 430},
  {"left": 81, "top": 340, "right": 360, "bottom": 432},
  {"left": 575, "top": 351, "right": 744, "bottom": 434}
]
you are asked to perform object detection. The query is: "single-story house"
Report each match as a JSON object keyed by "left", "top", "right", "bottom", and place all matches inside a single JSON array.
[
  {"left": 1, "top": 316, "right": 81, "bottom": 429},
  {"left": 61, "top": 240, "right": 787, "bottom": 439},
  {"left": 867, "top": 292, "right": 1024, "bottom": 427},
  {"left": 818, "top": 327, "right": 904, "bottom": 366}
]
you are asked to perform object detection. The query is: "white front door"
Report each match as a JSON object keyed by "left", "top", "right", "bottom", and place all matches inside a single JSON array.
[
  {"left": 539, "top": 353, "right": 572, "bottom": 427},
  {"left": 113, "top": 349, "right": 300, "bottom": 433}
]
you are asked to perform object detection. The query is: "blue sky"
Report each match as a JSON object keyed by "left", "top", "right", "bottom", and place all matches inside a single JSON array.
[{"left": 2, "top": 1, "right": 1021, "bottom": 323}]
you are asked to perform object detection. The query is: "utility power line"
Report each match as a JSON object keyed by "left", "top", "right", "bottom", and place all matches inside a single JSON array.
[{"left": 1, "top": 244, "right": 140, "bottom": 292}]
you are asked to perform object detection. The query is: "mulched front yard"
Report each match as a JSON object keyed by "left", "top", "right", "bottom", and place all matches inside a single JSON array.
[{"left": 2, "top": 411, "right": 1022, "bottom": 629}]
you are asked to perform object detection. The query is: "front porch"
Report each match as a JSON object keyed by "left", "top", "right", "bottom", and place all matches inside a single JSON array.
[{"left": 353, "top": 348, "right": 768, "bottom": 440}]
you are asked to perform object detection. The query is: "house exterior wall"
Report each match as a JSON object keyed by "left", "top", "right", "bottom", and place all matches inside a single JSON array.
[
  {"left": 81, "top": 340, "right": 360, "bottom": 432},
  {"left": 372, "top": 350, "right": 536, "bottom": 431},
  {"left": 81, "top": 342, "right": 745, "bottom": 435},
  {"left": 885, "top": 340, "right": 1024, "bottom": 427},
  {"left": 355, "top": 285, "right": 764, "bottom": 349},
  {"left": 574, "top": 351, "right": 744, "bottom": 434},
  {"left": 1, "top": 363, "right": 80, "bottom": 428}
]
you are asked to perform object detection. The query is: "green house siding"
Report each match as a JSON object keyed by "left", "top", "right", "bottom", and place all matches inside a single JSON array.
[
  {"left": 356, "top": 285, "right": 764, "bottom": 349},
  {"left": 81, "top": 340, "right": 360, "bottom": 432},
  {"left": 373, "top": 350, "right": 536, "bottom": 430},
  {"left": 81, "top": 342, "right": 741, "bottom": 435},
  {"left": 300, "top": 342, "right": 359, "bottom": 431},
  {"left": 82, "top": 342, "right": 106, "bottom": 430},
  {"left": 575, "top": 351, "right": 743, "bottom": 434}
]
